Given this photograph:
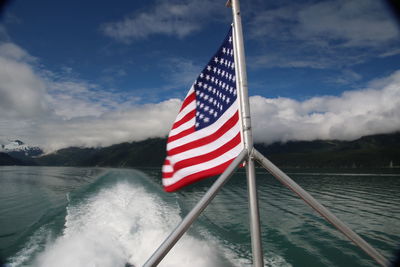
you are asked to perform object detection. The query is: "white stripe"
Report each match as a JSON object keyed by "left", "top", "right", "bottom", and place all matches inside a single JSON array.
[
  {"left": 169, "top": 117, "right": 195, "bottom": 138},
  {"left": 174, "top": 142, "right": 244, "bottom": 180},
  {"left": 162, "top": 164, "right": 173, "bottom": 173},
  {"left": 167, "top": 99, "right": 239, "bottom": 151},
  {"left": 169, "top": 121, "right": 241, "bottom": 166},
  {"left": 173, "top": 97, "right": 196, "bottom": 123},
  {"left": 162, "top": 142, "right": 243, "bottom": 186}
]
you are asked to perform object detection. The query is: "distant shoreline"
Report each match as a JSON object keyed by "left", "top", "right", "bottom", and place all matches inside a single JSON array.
[{"left": 1, "top": 132, "right": 399, "bottom": 170}]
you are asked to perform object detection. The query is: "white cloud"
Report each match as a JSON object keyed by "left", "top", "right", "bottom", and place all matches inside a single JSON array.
[
  {"left": 1, "top": 40, "right": 399, "bottom": 152},
  {"left": 248, "top": 0, "right": 400, "bottom": 69},
  {"left": 0, "top": 41, "right": 181, "bottom": 151},
  {"left": 0, "top": 43, "right": 47, "bottom": 118},
  {"left": 36, "top": 99, "right": 181, "bottom": 152},
  {"left": 250, "top": 70, "right": 400, "bottom": 144},
  {"left": 101, "top": 0, "right": 223, "bottom": 42},
  {"left": 295, "top": 0, "right": 399, "bottom": 47}
]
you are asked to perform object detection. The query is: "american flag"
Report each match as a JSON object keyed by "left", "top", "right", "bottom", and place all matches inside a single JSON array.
[{"left": 162, "top": 27, "right": 244, "bottom": 192}]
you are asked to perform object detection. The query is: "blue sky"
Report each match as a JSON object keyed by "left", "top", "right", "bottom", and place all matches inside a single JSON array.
[{"left": 0, "top": 0, "right": 399, "bottom": 150}]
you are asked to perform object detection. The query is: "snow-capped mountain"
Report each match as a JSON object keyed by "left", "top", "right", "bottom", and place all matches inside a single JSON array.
[{"left": 0, "top": 140, "right": 43, "bottom": 158}]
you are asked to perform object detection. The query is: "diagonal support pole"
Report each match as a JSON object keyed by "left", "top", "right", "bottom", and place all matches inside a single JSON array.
[
  {"left": 252, "top": 148, "right": 389, "bottom": 267},
  {"left": 143, "top": 149, "right": 248, "bottom": 267}
]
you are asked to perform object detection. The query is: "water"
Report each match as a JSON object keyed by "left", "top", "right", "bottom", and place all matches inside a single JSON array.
[{"left": 0, "top": 166, "right": 399, "bottom": 266}]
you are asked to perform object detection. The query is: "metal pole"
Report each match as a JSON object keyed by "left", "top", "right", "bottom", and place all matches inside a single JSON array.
[
  {"left": 143, "top": 149, "right": 248, "bottom": 267},
  {"left": 252, "top": 148, "right": 389, "bottom": 267},
  {"left": 231, "top": 0, "right": 264, "bottom": 266},
  {"left": 245, "top": 152, "right": 264, "bottom": 267}
]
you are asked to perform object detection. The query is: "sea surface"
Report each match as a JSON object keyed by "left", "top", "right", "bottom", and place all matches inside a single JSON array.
[{"left": 0, "top": 166, "right": 399, "bottom": 267}]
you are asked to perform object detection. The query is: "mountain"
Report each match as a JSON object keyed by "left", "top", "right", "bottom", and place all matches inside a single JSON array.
[
  {"left": 0, "top": 140, "right": 43, "bottom": 164},
  {"left": 35, "top": 132, "right": 400, "bottom": 169},
  {"left": 0, "top": 152, "right": 25, "bottom": 166},
  {"left": 36, "top": 138, "right": 166, "bottom": 167},
  {"left": 255, "top": 132, "right": 400, "bottom": 168}
]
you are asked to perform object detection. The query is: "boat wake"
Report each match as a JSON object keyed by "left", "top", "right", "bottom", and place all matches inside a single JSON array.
[{"left": 7, "top": 170, "right": 281, "bottom": 267}]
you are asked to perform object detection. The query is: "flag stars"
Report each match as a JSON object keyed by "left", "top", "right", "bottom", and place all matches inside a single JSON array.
[{"left": 191, "top": 30, "right": 238, "bottom": 130}]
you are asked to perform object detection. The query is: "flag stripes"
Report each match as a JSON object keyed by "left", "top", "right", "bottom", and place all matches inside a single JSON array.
[{"left": 162, "top": 27, "right": 244, "bottom": 192}]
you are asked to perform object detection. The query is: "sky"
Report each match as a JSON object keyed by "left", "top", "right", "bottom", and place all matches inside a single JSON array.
[{"left": 0, "top": 0, "right": 399, "bottom": 151}]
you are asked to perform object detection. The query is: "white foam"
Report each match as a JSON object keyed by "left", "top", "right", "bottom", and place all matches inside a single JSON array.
[{"left": 29, "top": 181, "right": 248, "bottom": 267}]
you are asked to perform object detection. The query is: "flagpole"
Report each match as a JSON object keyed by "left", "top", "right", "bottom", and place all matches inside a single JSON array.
[{"left": 231, "top": 0, "right": 264, "bottom": 266}]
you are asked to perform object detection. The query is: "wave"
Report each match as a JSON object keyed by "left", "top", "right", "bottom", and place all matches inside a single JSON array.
[{"left": 7, "top": 169, "right": 259, "bottom": 267}]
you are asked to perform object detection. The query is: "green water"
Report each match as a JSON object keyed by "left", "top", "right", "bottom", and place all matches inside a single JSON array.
[{"left": 0, "top": 166, "right": 399, "bottom": 266}]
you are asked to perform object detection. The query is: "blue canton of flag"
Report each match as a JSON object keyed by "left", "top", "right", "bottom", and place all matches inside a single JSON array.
[{"left": 194, "top": 29, "right": 237, "bottom": 130}]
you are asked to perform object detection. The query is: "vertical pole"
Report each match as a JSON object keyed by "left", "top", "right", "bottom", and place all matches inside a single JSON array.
[{"left": 231, "top": 0, "right": 264, "bottom": 266}]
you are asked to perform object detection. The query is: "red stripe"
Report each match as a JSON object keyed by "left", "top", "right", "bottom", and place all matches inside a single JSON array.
[
  {"left": 168, "top": 111, "right": 239, "bottom": 156},
  {"left": 162, "top": 158, "right": 173, "bottom": 178},
  {"left": 163, "top": 159, "right": 236, "bottom": 192},
  {"left": 162, "top": 171, "right": 173, "bottom": 178},
  {"left": 168, "top": 126, "right": 195, "bottom": 143},
  {"left": 172, "top": 132, "right": 241, "bottom": 172},
  {"left": 179, "top": 92, "right": 196, "bottom": 112},
  {"left": 171, "top": 109, "right": 196, "bottom": 130}
]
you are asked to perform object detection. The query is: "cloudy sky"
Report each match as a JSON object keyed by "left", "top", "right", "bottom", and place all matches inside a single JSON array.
[{"left": 0, "top": 0, "right": 399, "bottom": 151}]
